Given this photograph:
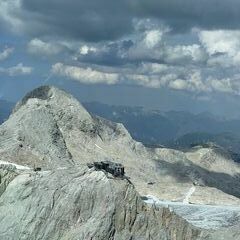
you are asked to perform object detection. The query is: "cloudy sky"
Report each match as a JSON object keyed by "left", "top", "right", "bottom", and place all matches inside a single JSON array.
[{"left": 1, "top": 0, "right": 240, "bottom": 117}]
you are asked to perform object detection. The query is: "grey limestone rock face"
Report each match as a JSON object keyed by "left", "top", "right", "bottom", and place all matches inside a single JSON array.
[
  {"left": 0, "top": 165, "right": 17, "bottom": 197},
  {"left": 0, "top": 166, "right": 210, "bottom": 240},
  {"left": 0, "top": 86, "right": 240, "bottom": 239}
]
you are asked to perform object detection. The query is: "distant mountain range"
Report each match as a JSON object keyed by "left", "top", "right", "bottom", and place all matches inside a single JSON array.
[
  {"left": 83, "top": 102, "right": 240, "bottom": 153},
  {"left": 2, "top": 99, "right": 240, "bottom": 155},
  {"left": 167, "top": 132, "right": 240, "bottom": 153}
]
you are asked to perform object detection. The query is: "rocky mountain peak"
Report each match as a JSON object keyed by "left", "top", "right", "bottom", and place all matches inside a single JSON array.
[
  {"left": 13, "top": 85, "right": 92, "bottom": 121},
  {"left": 0, "top": 86, "right": 135, "bottom": 170},
  {"left": 14, "top": 85, "right": 53, "bottom": 109}
]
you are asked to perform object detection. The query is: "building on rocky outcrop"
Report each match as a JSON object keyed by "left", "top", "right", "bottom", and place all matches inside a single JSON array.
[{"left": 88, "top": 161, "right": 125, "bottom": 177}]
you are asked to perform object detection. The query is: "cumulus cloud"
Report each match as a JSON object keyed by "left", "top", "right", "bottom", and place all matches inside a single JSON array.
[
  {"left": 164, "top": 44, "right": 207, "bottom": 64},
  {"left": 0, "top": 47, "right": 14, "bottom": 61},
  {"left": 133, "top": 73, "right": 175, "bottom": 89},
  {"left": 199, "top": 30, "right": 240, "bottom": 56},
  {"left": 165, "top": 70, "right": 240, "bottom": 95},
  {"left": 207, "top": 78, "right": 233, "bottom": 93},
  {"left": 50, "top": 62, "right": 200, "bottom": 92},
  {"left": 168, "top": 71, "right": 209, "bottom": 92},
  {"left": 77, "top": 37, "right": 206, "bottom": 67},
  {"left": 131, "top": 69, "right": 240, "bottom": 95},
  {"left": 51, "top": 62, "right": 174, "bottom": 88},
  {"left": 75, "top": 40, "right": 134, "bottom": 66},
  {"left": 73, "top": 24, "right": 205, "bottom": 67},
  {"left": 0, "top": 63, "right": 33, "bottom": 76},
  {"left": 199, "top": 30, "right": 240, "bottom": 67},
  {"left": 206, "top": 75, "right": 240, "bottom": 95},
  {"left": 27, "top": 39, "right": 64, "bottom": 56},
  {"left": 51, "top": 63, "right": 119, "bottom": 84},
  {"left": 127, "top": 27, "right": 165, "bottom": 61},
  {"left": 143, "top": 30, "right": 163, "bottom": 48},
  {"left": 168, "top": 79, "right": 189, "bottom": 91},
  {"left": 79, "top": 45, "right": 97, "bottom": 55},
  {"left": 137, "top": 62, "right": 169, "bottom": 74},
  {"left": 126, "top": 28, "right": 206, "bottom": 65}
]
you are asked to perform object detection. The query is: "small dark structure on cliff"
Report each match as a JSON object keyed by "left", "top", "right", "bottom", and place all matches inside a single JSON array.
[
  {"left": 34, "top": 167, "right": 42, "bottom": 172},
  {"left": 88, "top": 161, "right": 125, "bottom": 177}
]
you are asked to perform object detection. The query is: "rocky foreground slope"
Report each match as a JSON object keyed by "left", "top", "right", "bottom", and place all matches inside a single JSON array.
[
  {"left": 0, "top": 164, "right": 208, "bottom": 240},
  {"left": 0, "top": 86, "right": 240, "bottom": 239}
]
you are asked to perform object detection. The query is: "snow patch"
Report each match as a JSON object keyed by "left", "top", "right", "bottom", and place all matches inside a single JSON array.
[
  {"left": 0, "top": 160, "right": 30, "bottom": 170},
  {"left": 143, "top": 195, "right": 240, "bottom": 230},
  {"left": 95, "top": 144, "right": 103, "bottom": 150},
  {"left": 183, "top": 185, "right": 196, "bottom": 204}
]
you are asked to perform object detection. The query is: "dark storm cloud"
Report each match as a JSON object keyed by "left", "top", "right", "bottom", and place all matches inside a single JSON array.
[
  {"left": 134, "top": 0, "right": 240, "bottom": 31},
  {"left": 19, "top": 0, "right": 133, "bottom": 42},
  {"left": 2, "top": 0, "right": 240, "bottom": 42}
]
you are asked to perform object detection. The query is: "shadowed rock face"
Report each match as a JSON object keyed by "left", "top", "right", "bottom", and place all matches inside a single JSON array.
[
  {"left": 0, "top": 86, "right": 240, "bottom": 239},
  {"left": 14, "top": 86, "right": 53, "bottom": 111}
]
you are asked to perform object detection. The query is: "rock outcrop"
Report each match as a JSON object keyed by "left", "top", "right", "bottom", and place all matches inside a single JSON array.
[{"left": 0, "top": 164, "right": 211, "bottom": 240}]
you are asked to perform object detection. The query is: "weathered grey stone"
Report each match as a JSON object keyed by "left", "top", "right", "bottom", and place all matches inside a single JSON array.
[
  {"left": 0, "top": 166, "right": 214, "bottom": 240},
  {"left": 0, "top": 86, "right": 239, "bottom": 239},
  {"left": 0, "top": 166, "right": 17, "bottom": 197}
]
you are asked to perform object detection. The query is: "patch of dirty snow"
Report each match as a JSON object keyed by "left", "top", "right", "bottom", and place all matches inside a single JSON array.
[
  {"left": 143, "top": 195, "right": 240, "bottom": 229},
  {"left": 0, "top": 160, "right": 30, "bottom": 170}
]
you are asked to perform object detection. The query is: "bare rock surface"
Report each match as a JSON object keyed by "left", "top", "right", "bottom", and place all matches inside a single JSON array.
[
  {"left": 0, "top": 86, "right": 240, "bottom": 239},
  {"left": 0, "top": 164, "right": 211, "bottom": 240}
]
